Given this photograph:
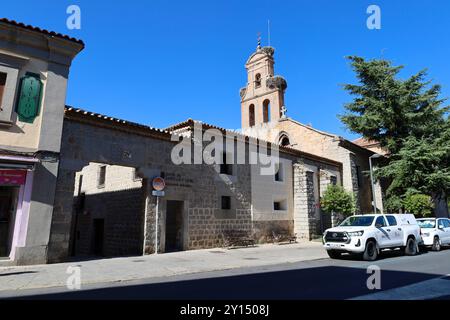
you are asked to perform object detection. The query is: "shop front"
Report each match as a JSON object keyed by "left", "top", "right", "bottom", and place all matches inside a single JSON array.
[{"left": 0, "top": 155, "right": 36, "bottom": 261}]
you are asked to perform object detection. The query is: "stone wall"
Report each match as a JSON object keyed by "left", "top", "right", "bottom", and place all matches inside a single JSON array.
[
  {"left": 252, "top": 220, "right": 294, "bottom": 243},
  {"left": 188, "top": 208, "right": 252, "bottom": 249},
  {"left": 73, "top": 188, "right": 144, "bottom": 257}
]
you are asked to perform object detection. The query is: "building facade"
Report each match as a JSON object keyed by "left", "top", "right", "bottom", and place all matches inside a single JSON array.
[
  {"left": 0, "top": 19, "right": 353, "bottom": 266},
  {"left": 0, "top": 19, "right": 83, "bottom": 265},
  {"left": 240, "top": 44, "right": 385, "bottom": 214}
]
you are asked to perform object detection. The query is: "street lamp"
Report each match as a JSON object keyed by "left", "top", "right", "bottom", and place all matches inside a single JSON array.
[{"left": 369, "top": 153, "right": 383, "bottom": 214}]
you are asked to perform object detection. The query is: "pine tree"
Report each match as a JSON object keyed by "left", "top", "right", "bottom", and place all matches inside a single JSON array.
[{"left": 340, "top": 56, "right": 449, "bottom": 216}]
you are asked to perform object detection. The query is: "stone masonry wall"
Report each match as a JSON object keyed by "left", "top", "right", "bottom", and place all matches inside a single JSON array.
[
  {"left": 188, "top": 208, "right": 252, "bottom": 249},
  {"left": 73, "top": 187, "right": 144, "bottom": 257}
]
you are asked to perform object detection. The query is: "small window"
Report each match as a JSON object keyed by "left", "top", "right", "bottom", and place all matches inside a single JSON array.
[
  {"left": 263, "top": 99, "right": 271, "bottom": 123},
  {"left": 133, "top": 168, "right": 141, "bottom": 181},
  {"left": 255, "top": 73, "right": 261, "bottom": 88},
  {"left": 221, "top": 196, "right": 231, "bottom": 210},
  {"left": 386, "top": 215, "right": 397, "bottom": 226},
  {"left": 249, "top": 104, "right": 255, "bottom": 127},
  {"left": 274, "top": 163, "right": 284, "bottom": 182},
  {"left": 375, "top": 216, "right": 387, "bottom": 228},
  {"left": 219, "top": 153, "right": 233, "bottom": 175},
  {"left": 0, "top": 73, "right": 6, "bottom": 106},
  {"left": 438, "top": 219, "right": 445, "bottom": 229},
  {"left": 356, "top": 166, "right": 362, "bottom": 188},
  {"left": 330, "top": 176, "right": 337, "bottom": 186},
  {"left": 274, "top": 202, "right": 281, "bottom": 211},
  {"left": 98, "top": 165, "right": 106, "bottom": 188},
  {"left": 280, "top": 136, "right": 290, "bottom": 147},
  {"left": 273, "top": 200, "right": 287, "bottom": 211}
]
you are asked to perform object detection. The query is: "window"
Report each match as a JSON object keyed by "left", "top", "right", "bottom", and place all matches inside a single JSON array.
[
  {"left": 274, "top": 162, "right": 284, "bottom": 182},
  {"left": 356, "top": 166, "right": 362, "bottom": 188},
  {"left": 221, "top": 196, "right": 231, "bottom": 210},
  {"left": 249, "top": 104, "right": 255, "bottom": 127},
  {"left": 438, "top": 219, "right": 445, "bottom": 229},
  {"left": 330, "top": 176, "right": 337, "bottom": 186},
  {"left": 98, "top": 165, "right": 106, "bottom": 188},
  {"left": 279, "top": 134, "right": 290, "bottom": 147},
  {"left": 133, "top": 168, "right": 141, "bottom": 181},
  {"left": 386, "top": 215, "right": 397, "bottom": 226},
  {"left": 273, "top": 200, "right": 287, "bottom": 211},
  {"left": 375, "top": 216, "right": 387, "bottom": 228},
  {"left": 219, "top": 153, "right": 233, "bottom": 175},
  {"left": 255, "top": 73, "right": 261, "bottom": 88},
  {"left": 263, "top": 100, "right": 270, "bottom": 123},
  {"left": 444, "top": 220, "right": 450, "bottom": 228},
  {"left": 0, "top": 73, "right": 6, "bottom": 106}
]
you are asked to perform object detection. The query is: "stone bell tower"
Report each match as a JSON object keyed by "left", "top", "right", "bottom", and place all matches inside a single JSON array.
[{"left": 240, "top": 38, "right": 287, "bottom": 129}]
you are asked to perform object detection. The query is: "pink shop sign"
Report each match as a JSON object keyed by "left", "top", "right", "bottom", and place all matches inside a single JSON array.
[{"left": 0, "top": 170, "right": 27, "bottom": 185}]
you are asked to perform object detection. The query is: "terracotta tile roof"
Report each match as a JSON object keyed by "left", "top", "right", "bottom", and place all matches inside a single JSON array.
[
  {"left": 352, "top": 137, "right": 380, "bottom": 148},
  {"left": 166, "top": 119, "right": 343, "bottom": 168},
  {"left": 64, "top": 106, "right": 171, "bottom": 139},
  {"left": 0, "top": 18, "right": 84, "bottom": 46}
]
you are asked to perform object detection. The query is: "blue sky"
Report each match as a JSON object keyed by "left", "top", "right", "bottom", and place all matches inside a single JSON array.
[{"left": 3, "top": 0, "right": 450, "bottom": 139}]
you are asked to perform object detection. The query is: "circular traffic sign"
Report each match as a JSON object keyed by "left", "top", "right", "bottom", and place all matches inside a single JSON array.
[{"left": 152, "top": 177, "right": 165, "bottom": 191}]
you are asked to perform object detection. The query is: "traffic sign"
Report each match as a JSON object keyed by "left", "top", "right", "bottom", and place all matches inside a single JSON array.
[{"left": 152, "top": 176, "right": 165, "bottom": 191}]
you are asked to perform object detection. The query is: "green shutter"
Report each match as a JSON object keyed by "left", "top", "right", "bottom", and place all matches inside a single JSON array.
[{"left": 16, "top": 73, "right": 43, "bottom": 123}]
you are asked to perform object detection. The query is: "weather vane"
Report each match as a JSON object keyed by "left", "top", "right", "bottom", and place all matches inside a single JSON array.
[{"left": 257, "top": 32, "right": 261, "bottom": 49}]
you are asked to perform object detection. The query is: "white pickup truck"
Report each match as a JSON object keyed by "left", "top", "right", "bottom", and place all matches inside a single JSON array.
[{"left": 323, "top": 214, "right": 422, "bottom": 261}]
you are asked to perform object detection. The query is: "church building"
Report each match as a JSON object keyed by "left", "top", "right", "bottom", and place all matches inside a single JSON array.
[{"left": 239, "top": 42, "right": 384, "bottom": 215}]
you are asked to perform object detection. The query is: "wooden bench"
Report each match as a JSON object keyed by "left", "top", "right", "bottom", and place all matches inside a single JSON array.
[
  {"left": 272, "top": 231, "right": 297, "bottom": 244},
  {"left": 223, "top": 231, "right": 256, "bottom": 248}
]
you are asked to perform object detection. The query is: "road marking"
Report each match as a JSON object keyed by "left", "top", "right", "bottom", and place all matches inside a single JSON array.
[{"left": 351, "top": 274, "right": 450, "bottom": 300}]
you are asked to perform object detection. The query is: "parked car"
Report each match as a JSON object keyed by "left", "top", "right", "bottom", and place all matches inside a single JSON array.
[
  {"left": 417, "top": 218, "right": 450, "bottom": 251},
  {"left": 323, "top": 214, "right": 422, "bottom": 261}
]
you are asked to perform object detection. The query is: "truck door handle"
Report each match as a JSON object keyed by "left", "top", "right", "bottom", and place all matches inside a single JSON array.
[
  {"left": 386, "top": 229, "right": 391, "bottom": 232},
  {"left": 398, "top": 228, "right": 402, "bottom": 231}
]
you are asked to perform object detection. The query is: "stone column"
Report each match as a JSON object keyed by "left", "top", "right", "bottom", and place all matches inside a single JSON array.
[{"left": 293, "top": 163, "right": 317, "bottom": 240}]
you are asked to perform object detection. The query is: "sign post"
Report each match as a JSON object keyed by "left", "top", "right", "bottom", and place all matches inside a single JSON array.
[{"left": 152, "top": 177, "right": 165, "bottom": 254}]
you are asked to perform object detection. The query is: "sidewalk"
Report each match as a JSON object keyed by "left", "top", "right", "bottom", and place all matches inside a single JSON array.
[{"left": 0, "top": 241, "right": 326, "bottom": 292}]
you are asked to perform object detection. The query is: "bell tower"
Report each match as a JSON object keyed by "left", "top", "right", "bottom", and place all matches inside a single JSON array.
[{"left": 240, "top": 39, "right": 287, "bottom": 129}]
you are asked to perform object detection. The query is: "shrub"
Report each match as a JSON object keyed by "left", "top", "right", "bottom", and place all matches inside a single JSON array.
[
  {"left": 321, "top": 185, "right": 355, "bottom": 216},
  {"left": 385, "top": 195, "right": 403, "bottom": 213},
  {"left": 403, "top": 194, "right": 434, "bottom": 217}
]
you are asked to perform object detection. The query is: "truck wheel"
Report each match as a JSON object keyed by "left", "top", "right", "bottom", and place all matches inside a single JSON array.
[
  {"left": 432, "top": 237, "right": 441, "bottom": 252},
  {"left": 363, "top": 240, "right": 378, "bottom": 261},
  {"left": 405, "top": 237, "right": 418, "bottom": 256},
  {"left": 327, "top": 250, "right": 342, "bottom": 259}
]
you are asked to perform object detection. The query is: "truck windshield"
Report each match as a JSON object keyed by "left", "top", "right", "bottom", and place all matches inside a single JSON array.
[
  {"left": 417, "top": 220, "right": 436, "bottom": 229},
  {"left": 340, "top": 216, "right": 375, "bottom": 227}
]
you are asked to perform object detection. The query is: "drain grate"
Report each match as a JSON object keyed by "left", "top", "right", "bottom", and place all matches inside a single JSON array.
[{"left": 209, "top": 250, "right": 225, "bottom": 254}]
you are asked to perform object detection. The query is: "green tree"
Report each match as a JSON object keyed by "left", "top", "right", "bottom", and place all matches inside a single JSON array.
[
  {"left": 341, "top": 56, "right": 447, "bottom": 155},
  {"left": 321, "top": 185, "right": 355, "bottom": 216},
  {"left": 403, "top": 193, "right": 434, "bottom": 218},
  {"left": 340, "top": 56, "right": 450, "bottom": 216}
]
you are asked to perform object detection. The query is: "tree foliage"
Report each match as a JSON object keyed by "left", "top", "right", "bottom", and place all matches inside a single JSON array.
[
  {"left": 321, "top": 185, "right": 356, "bottom": 216},
  {"left": 403, "top": 193, "right": 434, "bottom": 218},
  {"left": 340, "top": 56, "right": 450, "bottom": 216}
]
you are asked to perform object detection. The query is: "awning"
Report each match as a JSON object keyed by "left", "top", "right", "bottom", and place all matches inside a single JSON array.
[{"left": 0, "top": 154, "right": 39, "bottom": 170}]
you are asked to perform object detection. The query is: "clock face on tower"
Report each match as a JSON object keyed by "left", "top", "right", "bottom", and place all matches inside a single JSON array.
[{"left": 16, "top": 73, "right": 43, "bottom": 123}]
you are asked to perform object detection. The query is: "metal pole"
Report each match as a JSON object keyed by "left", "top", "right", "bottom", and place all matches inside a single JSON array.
[
  {"left": 155, "top": 196, "right": 159, "bottom": 254},
  {"left": 369, "top": 156, "right": 378, "bottom": 214}
]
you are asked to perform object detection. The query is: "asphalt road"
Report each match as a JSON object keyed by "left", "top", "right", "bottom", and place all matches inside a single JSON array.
[{"left": 3, "top": 248, "right": 450, "bottom": 300}]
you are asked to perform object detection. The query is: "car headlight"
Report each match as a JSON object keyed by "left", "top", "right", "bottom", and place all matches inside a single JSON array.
[{"left": 347, "top": 231, "right": 364, "bottom": 237}]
